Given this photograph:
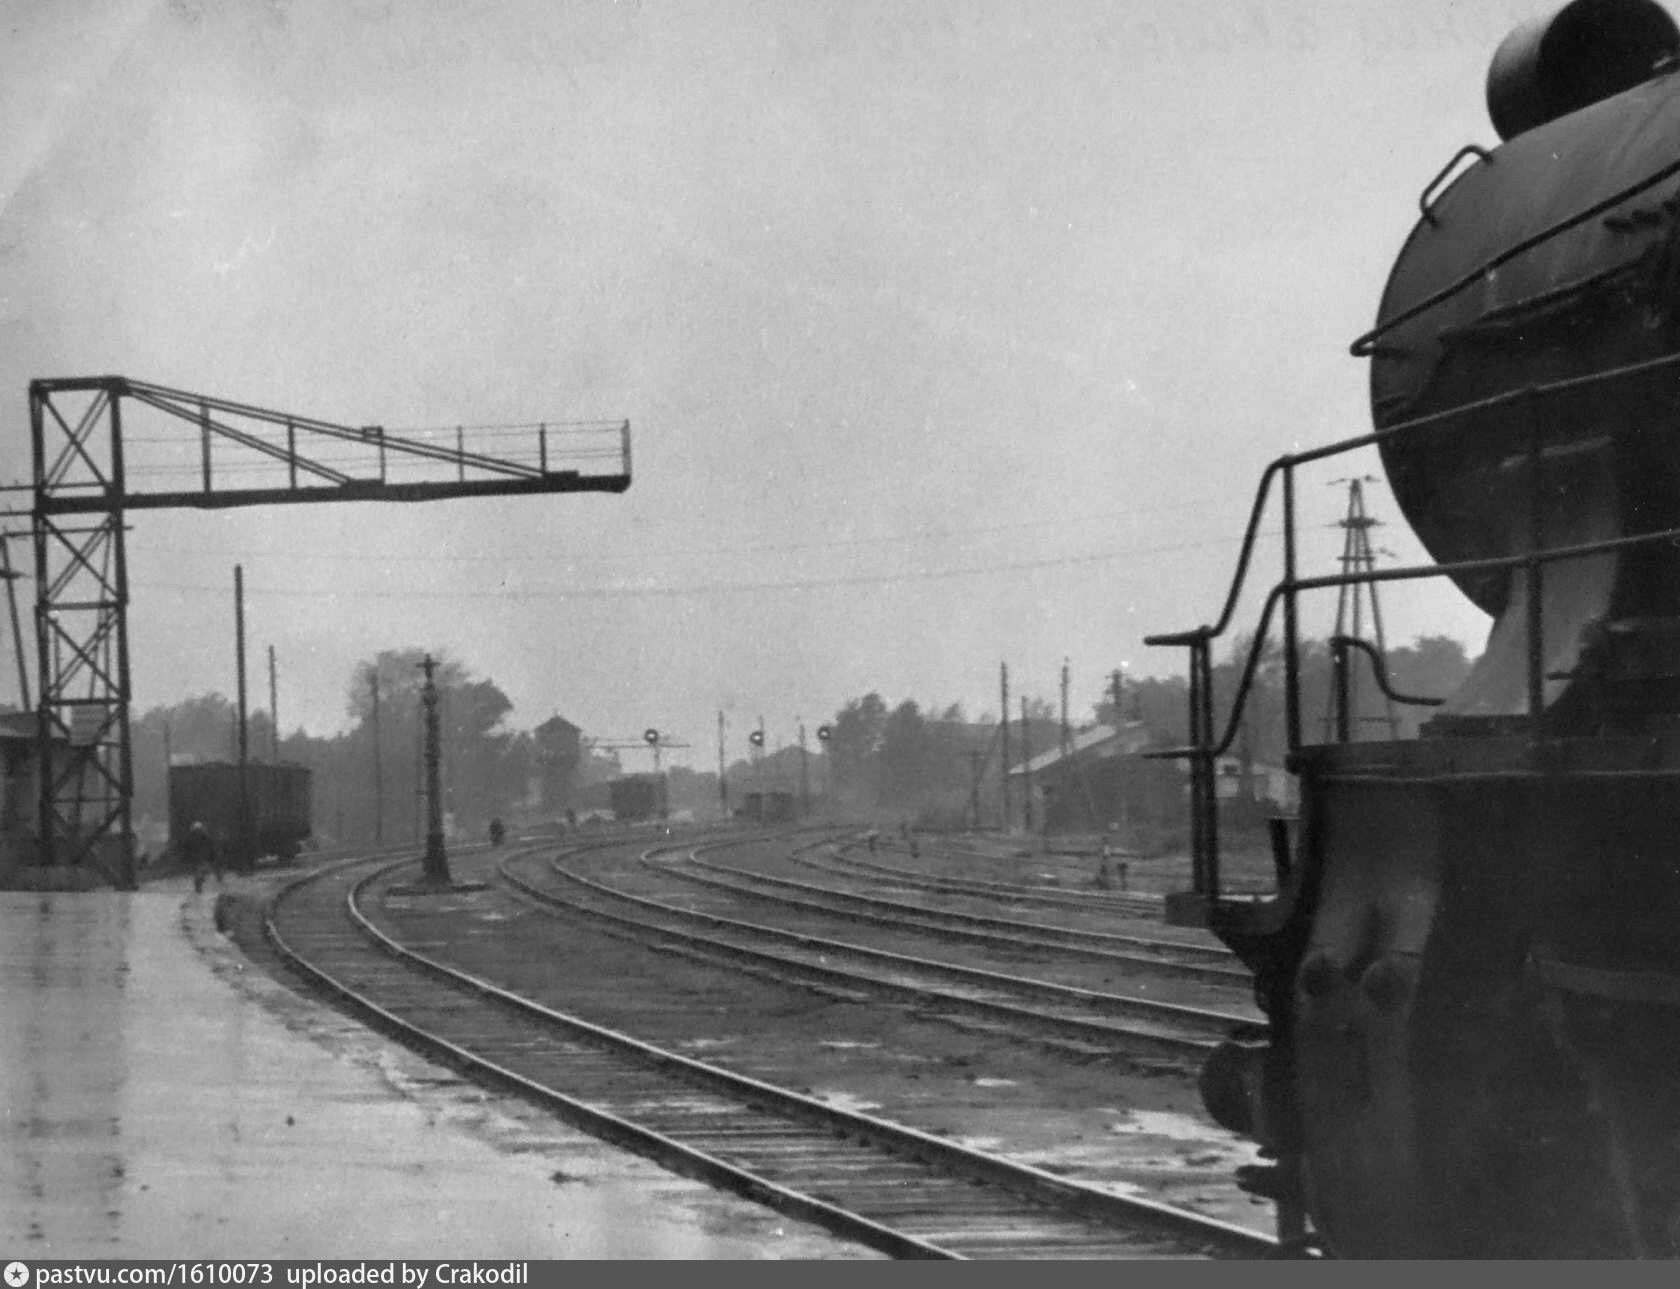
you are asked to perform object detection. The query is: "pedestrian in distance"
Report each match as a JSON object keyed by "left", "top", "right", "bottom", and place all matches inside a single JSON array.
[{"left": 184, "top": 821, "right": 221, "bottom": 893}]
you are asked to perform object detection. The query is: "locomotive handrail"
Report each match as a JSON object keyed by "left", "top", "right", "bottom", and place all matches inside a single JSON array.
[
  {"left": 1329, "top": 635, "right": 1444, "bottom": 745},
  {"left": 1143, "top": 460, "right": 1286, "bottom": 648},
  {"left": 1330, "top": 635, "right": 1447, "bottom": 707},
  {"left": 1148, "top": 344, "right": 1680, "bottom": 912},
  {"left": 1417, "top": 143, "right": 1493, "bottom": 227},
  {"left": 1149, "top": 346, "right": 1680, "bottom": 654},
  {"left": 1350, "top": 148, "right": 1680, "bottom": 357},
  {"left": 1147, "top": 348, "right": 1680, "bottom": 657},
  {"left": 1165, "top": 522, "right": 1680, "bottom": 760}
]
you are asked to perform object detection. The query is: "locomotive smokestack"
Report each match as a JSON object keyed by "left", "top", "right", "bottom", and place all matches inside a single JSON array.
[{"left": 1487, "top": 0, "right": 1680, "bottom": 140}]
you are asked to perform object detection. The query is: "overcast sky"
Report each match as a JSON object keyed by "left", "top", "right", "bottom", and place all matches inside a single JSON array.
[{"left": 1, "top": 0, "right": 1539, "bottom": 765}]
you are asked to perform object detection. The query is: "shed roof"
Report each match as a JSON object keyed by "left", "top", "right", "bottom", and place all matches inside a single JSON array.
[{"left": 1007, "top": 721, "right": 1151, "bottom": 779}]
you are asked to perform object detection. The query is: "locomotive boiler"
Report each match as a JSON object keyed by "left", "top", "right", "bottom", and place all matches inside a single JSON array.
[{"left": 1150, "top": 0, "right": 1680, "bottom": 1257}]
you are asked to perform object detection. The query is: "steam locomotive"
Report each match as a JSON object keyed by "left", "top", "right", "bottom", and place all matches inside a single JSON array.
[{"left": 1149, "top": 0, "right": 1680, "bottom": 1257}]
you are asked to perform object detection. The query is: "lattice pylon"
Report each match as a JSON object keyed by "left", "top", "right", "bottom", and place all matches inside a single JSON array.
[
  {"left": 24, "top": 373, "right": 632, "bottom": 884},
  {"left": 1322, "top": 478, "right": 1401, "bottom": 743},
  {"left": 31, "top": 382, "right": 136, "bottom": 885}
]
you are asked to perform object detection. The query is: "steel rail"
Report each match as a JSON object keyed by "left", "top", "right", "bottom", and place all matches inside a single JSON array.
[
  {"left": 561, "top": 843, "right": 1250, "bottom": 1028},
  {"left": 266, "top": 848, "right": 1276, "bottom": 1259},
  {"left": 507, "top": 848, "right": 1255, "bottom": 1049},
  {"left": 814, "top": 844, "right": 1197, "bottom": 923},
  {"left": 659, "top": 843, "right": 1248, "bottom": 986},
  {"left": 264, "top": 851, "right": 948, "bottom": 1259},
  {"left": 500, "top": 851, "right": 1228, "bottom": 1059},
  {"left": 799, "top": 843, "right": 1236, "bottom": 955}
]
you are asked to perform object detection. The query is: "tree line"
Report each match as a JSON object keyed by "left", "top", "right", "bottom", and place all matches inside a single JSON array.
[
  {"left": 129, "top": 648, "right": 615, "bottom": 849},
  {"left": 121, "top": 632, "right": 1478, "bottom": 847},
  {"left": 819, "top": 633, "right": 1476, "bottom": 826}
]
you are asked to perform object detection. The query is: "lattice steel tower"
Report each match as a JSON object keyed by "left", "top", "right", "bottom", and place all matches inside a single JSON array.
[
  {"left": 26, "top": 376, "right": 631, "bottom": 887},
  {"left": 1322, "top": 477, "right": 1401, "bottom": 742}
]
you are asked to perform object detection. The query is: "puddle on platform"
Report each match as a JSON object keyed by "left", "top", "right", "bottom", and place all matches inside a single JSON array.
[
  {"left": 1106, "top": 1109, "right": 1221, "bottom": 1141},
  {"left": 971, "top": 1076, "right": 1017, "bottom": 1088},
  {"left": 809, "top": 1089, "right": 881, "bottom": 1115},
  {"left": 817, "top": 1040, "right": 880, "bottom": 1051},
  {"left": 0, "top": 891, "right": 879, "bottom": 1260}
]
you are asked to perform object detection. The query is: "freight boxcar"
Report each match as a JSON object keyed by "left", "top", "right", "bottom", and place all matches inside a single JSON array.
[
  {"left": 736, "top": 790, "right": 797, "bottom": 824},
  {"left": 609, "top": 774, "right": 666, "bottom": 822},
  {"left": 168, "top": 761, "right": 312, "bottom": 870}
]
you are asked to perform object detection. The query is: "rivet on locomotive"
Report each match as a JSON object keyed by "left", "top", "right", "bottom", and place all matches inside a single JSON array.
[{"left": 1147, "top": 0, "right": 1680, "bottom": 1258}]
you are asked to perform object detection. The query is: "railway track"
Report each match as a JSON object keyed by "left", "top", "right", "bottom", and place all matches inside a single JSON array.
[
  {"left": 264, "top": 851, "right": 1276, "bottom": 1260},
  {"left": 664, "top": 837, "right": 1247, "bottom": 987},
  {"left": 814, "top": 842, "right": 1178, "bottom": 919},
  {"left": 502, "top": 844, "right": 1259, "bottom": 1058}
]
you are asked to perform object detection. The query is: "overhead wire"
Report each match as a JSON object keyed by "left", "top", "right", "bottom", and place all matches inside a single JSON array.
[
  {"left": 132, "top": 527, "right": 1288, "bottom": 602},
  {"left": 128, "top": 491, "right": 1252, "bottom": 567}
]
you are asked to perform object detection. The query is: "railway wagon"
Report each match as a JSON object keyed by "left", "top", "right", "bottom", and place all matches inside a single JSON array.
[
  {"left": 1150, "top": 0, "right": 1680, "bottom": 1257},
  {"left": 737, "top": 790, "right": 796, "bottom": 824},
  {"left": 609, "top": 774, "right": 666, "bottom": 822},
  {"left": 168, "top": 761, "right": 312, "bottom": 870}
]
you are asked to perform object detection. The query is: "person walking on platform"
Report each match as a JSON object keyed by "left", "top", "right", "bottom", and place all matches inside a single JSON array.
[{"left": 184, "top": 821, "right": 222, "bottom": 893}]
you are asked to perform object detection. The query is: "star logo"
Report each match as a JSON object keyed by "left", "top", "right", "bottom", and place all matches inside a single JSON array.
[{"left": 5, "top": 1263, "right": 29, "bottom": 1287}]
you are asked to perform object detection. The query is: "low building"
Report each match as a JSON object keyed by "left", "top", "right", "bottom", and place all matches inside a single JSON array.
[
  {"left": 1211, "top": 755, "right": 1297, "bottom": 813},
  {"left": 1006, "top": 722, "right": 1180, "bottom": 834},
  {"left": 1005, "top": 722, "right": 1301, "bottom": 837},
  {"left": 0, "top": 711, "right": 73, "bottom": 878}
]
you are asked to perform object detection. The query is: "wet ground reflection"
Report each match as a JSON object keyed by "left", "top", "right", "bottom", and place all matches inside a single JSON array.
[{"left": 0, "top": 889, "right": 874, "bottom": 1259}]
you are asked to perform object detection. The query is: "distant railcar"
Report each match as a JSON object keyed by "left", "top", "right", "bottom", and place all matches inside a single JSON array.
[
  {"left": 168, "top": 761, "right": 312, "bottom": 870},
  {"left": 736, "top": 790, "right": 797, "bottom": 824},
  {"left": 609, "top": 774, "right": 667, "bottom": 822}
]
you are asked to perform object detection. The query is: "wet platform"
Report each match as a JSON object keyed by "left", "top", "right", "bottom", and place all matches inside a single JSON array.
[{"left": 0, "top": 879, "right": 877, "bottom": 1260}]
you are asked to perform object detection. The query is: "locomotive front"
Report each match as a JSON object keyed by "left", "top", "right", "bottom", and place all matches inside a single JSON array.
[{"left": 1167, "top": 0, "right": 1680, "bottom": 1257}]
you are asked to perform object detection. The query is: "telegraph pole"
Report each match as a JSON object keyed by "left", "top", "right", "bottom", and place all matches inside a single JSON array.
[
  {"left": 968, "top": 748, "right": 983, "bottom": 829},
  {"left": 1111, "top": 668, "right": 1128, "bottom": 829},
  {"left": 999, "top": 662, "right": 1011, "bottom": 832},
  {"left": 1060, "top": 657, "right": 1071, "bottom": 764},
  {"left": 234, "top": 565, "right": 251, "bottom": 870},
  {"left": 370, "top": 669, "right": 383, "bottom": 845},
  {"left": 412, "top": 715, "right": 423, "bottom": 843},
  {"left": 798, "top": 721, "right": 810, "bottom": 818},
  {"left": 756, "top": 715, "right": 766, "bottom": 804},
  {"left": 717, "top": 710, "right": 728, "bottom": 820},
  {"left": 1019, "top": 695, "right": 1033, "bottom": 832},
  {"left": 268, "top": 644, "right": 279, "bottom": 761}
]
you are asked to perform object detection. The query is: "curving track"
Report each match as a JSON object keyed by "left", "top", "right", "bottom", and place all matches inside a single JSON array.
[
  {"left": 815, "top": 841, "right": 1179, "bottom": 919},
  {"left": 264, "top": 849, "right": 1276, "bottom": 1260},
  {"left": 505, "top": 840, "right": 1260, "bottom": 1058},
  {"left": 662, "top": 837, "right": 1246, "bottom": 985}
]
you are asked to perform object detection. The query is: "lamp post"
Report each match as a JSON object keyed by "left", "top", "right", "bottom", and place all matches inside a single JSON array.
[{"left": 420, "top": 654, "right": 451, "bottom": 885}]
